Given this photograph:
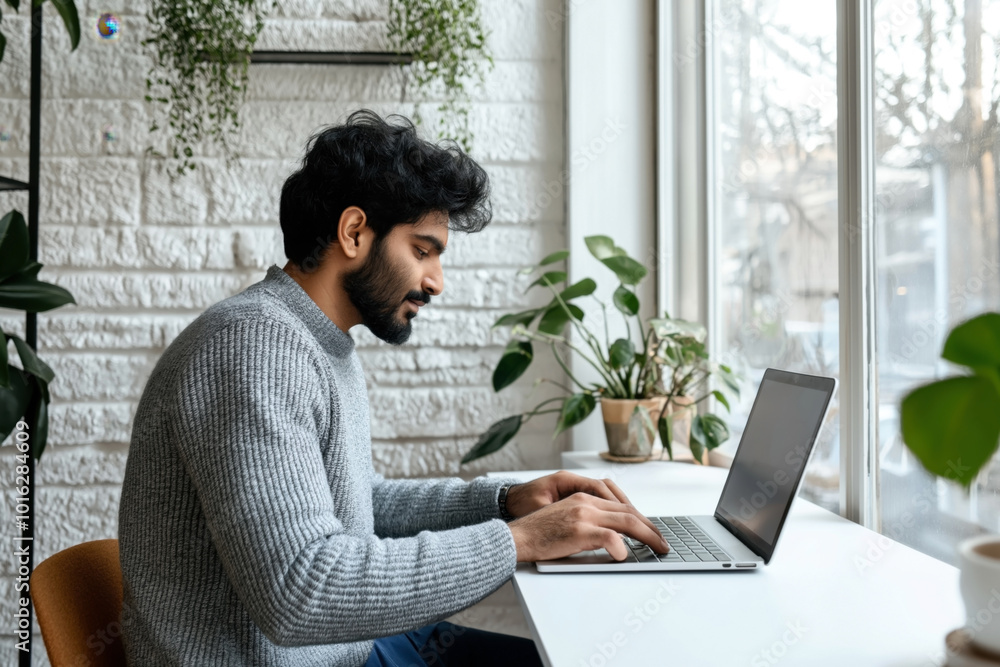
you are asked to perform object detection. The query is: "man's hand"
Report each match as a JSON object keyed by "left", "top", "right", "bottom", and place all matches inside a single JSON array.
[
  {"left": 504, "top": 470, "right": 638, "bottom": 518},
  {"left": 507, "top": 493, "right": 670, "bottom": 562}
]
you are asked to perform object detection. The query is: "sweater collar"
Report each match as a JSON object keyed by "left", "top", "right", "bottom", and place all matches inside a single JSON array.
[{"left": 260, "top": 264, "right": 356, "bottom": 358}]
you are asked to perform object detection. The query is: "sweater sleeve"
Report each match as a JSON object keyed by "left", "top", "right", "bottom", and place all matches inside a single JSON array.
[
  {"left": 171, "top": 319, "right": 517, "bottom": 647},
  {"left": 371, "top": 474, "right": 524, "bottom": 537}
]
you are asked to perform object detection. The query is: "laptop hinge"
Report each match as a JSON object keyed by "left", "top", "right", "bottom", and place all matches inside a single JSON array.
[{"left": 714, "top": 511, "right": 767, "bottom": 560}]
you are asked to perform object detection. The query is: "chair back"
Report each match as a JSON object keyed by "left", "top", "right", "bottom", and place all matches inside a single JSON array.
[{"left": 30, "top": 538, "right": 127, "bottom": 667}]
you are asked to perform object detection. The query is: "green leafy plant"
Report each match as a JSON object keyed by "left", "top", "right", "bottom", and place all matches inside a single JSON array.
[
  {"left": 901, "top": 312, "right": 1000, "bottom": 488},
  {"left": 387, "top": 0, "right": 493, "bottom": 152},
  {"left": 462, "top": 235, "right": 739, "bottom": 464},
  {"left": 0, "top": 0, "right": 80, "bottom": 65},
  {"left": 0, "top": 210, "right": 76, "bottom": 460},
  {"left": 143, "top": 0, "right": 274, "bottom": 175}
]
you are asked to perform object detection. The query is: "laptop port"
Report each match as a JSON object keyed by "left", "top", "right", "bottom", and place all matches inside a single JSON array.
[
  {"left": 735, "top": 563, "right": 757, "bottom": 568},
  {"left": 722, "top": 563, "right": 731, "bottom": 568}
]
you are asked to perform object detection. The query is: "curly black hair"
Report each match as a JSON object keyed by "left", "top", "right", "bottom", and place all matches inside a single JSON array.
[{"left": 279, "top": 109, "right": 492, "bottom": 271}]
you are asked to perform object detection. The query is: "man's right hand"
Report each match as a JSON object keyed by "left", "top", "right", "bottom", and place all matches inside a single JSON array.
[{"left": 506, "top": 492, "right": 670, "bottom": 562}]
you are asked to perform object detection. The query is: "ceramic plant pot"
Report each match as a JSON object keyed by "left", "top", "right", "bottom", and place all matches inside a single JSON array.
[
  {"left": 958, "top": 534, "right": 1000, "bottom": 657},
  {"left": 600, "top": 397, "right": 667, "bottom": 458}
]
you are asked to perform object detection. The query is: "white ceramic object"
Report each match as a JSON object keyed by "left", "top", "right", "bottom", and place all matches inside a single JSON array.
[{"left": 958, "top": 534, "right": 1000, "bottom": 658}]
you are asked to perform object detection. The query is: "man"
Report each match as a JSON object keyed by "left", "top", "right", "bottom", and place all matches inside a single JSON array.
[{"left": 118, "top": 110, "right": 667, "bottom": 666}]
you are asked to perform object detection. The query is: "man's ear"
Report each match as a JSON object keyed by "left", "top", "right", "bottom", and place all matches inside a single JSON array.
[{"left": 337, "top": 206, "right": 368, "bottom": 260}]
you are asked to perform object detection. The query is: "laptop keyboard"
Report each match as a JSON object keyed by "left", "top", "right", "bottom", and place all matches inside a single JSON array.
[{"left": 621, "top": 516, "right": 732, "bottom": 563}]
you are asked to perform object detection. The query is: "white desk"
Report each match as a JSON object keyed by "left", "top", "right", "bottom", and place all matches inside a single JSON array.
[{"left": 489, "top": 463, "right": 963, "bottom": 667}]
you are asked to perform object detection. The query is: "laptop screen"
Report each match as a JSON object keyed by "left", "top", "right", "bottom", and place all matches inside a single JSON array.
[{"left": 714, "top": 369, "right": 836, "bottom": 563}]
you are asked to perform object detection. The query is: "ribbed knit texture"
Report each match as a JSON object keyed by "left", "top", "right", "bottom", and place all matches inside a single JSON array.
[{"left": 118, "top": 265, "right": 519, "bottom": 666}]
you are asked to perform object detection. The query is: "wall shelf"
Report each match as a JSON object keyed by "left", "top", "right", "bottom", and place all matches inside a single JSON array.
[{"left": 249, "top": 51, "right": 413, "bottom": 65}]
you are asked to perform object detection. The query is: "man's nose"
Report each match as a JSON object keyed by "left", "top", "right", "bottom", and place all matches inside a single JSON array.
[{"left": 421, "top": 264, "right": 443, "bottom": 297}]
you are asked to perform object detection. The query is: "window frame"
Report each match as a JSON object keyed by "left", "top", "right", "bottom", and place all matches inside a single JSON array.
[{"left": 658, "top": 0, "right": 883, "bottom": 528}]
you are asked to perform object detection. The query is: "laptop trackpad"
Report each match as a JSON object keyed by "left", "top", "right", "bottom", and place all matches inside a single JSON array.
[{"left": 538, "top": 549, "right": 617, "bottom": 565}]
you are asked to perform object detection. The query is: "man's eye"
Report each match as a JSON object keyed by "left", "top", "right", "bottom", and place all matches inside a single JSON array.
[{"left": 416, "top": 248, "right": 428, "bottom": 258}]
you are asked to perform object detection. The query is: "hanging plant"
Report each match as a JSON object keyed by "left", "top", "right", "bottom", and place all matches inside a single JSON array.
[
  {"left": 387, "top": 0, "right": 493, "bottom": 152},
  {"left": 143, "top": 0, "right": 274, "bottom": 175}
]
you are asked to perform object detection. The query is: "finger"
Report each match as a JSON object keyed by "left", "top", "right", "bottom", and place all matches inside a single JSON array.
[
  {"left": 568, "top": 476, "right": 619, "bottom": 503},
  {"left": 580, "top": 493, "right": 662, "bottom": 537},
  {"left": 599, "top": 510, "right": 671, "bottom": 554},
  {"left": 597, "top": 528, "right": 629, "bottom": 561},
  {"left": 600, "top": 477, "right": 632, "bottom": 505}
]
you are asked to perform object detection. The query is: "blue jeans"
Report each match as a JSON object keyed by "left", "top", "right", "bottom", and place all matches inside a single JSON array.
[{"left": 363, "top": 621, "right": 544, "bottom": 667}]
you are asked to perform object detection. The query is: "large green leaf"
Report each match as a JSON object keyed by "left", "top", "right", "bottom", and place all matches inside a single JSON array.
[
  {"left": 537, "top": 303, "right": 583, "bottom": 335},
  {"left": 555, "top": 393, "right": 596, "bottom": 435},
  {"left": 462, "top": 415, "right": 523, "bottom": 464},
  {"left": 650, "top": 317, "right": 707, "bottom": 342},
  {"left": 608, "top": 338, "right": 635, "bottom": 370},
  {"left": 492, "top": 340, "right": 533, "bottom": 392},
  {"left": 601, "top": 255, "right": 647, "bottom": 286},
  {"left": 0, "top": 276, "right": 76, "bottom": 312},
  {"left": 11, "top": 261, "right": 42, "bottom": 281},
  {"left": 525, "top": 271, "right": 567, "bottom": 292},
  {"left": 717, "top": 366, "right": 740, "bottom": 396},
  {"left": 0, "top": 366, "right": 30, "bottom": 442},
  {"left": 584, "top": 235, "right": 626, "bottom": 260},
  {"left": 613, "top": 286, "right": 639, "bottom": 316},
  {"left": 901, "top": 376, "right": 1000, "bottom": 487},
  {"left": 712, "top": 390, "right": 731, "bottom": 413},
  {"left": 539, "top": 249, "right": 569, "bottom": 266},
  {"left": 0, "top": 210, "right": 29, "bottom": 281},
  {"left": 941, "top": 313, "right": 1000, "bottom": 370},
  {"left": 691, "top": 414, "right": 729, "bottom": 462},
  {"left": 556, "top": 278, "right": 597, "bottom": 302},
  {"left": 10, "top": 334, "right": 54, "bottom": 384},
  {"left": 492, "top": 308, "right": 540, "bottom": 329},
  {"left": 658, "top": 414, "right": 673, "bottom": 461},
  {"left": 49, "top": 0, "right": 81, "bottom": 50}
]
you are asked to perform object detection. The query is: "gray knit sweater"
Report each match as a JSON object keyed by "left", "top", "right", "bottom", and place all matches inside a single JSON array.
[{"left": 118, "top": 264, "right": 519, "bottom": 666}]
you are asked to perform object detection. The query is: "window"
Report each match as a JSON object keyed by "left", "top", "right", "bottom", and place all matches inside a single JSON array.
[
  {"left": 666, "top": 0, "right": 1000, "bottom": 564},
  {"left": 873, "top": 0, "right": 1000, "bottom": 562},
  {"left": 706, "top": 0, "right": 841, "bottom": 511}
]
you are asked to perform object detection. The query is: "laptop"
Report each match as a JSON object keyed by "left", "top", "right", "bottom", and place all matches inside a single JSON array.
[{"left": 535, "top": 368, "right": 838, "bottom": 573}]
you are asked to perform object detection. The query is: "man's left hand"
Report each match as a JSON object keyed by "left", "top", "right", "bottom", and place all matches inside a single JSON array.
[{"left": 504, "top": 470, "right": 637, "bottom": 518}]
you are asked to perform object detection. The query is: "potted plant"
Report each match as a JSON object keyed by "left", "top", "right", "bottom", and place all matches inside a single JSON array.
[
  {"left": 0, "top": 211, "right": 77, "bottom": 460},
  {"left": 461, "top": 235, "right": 739, "bottom": 465},
  {"left": 900, "top": 312, "right": 1000, "bottom": 656}
]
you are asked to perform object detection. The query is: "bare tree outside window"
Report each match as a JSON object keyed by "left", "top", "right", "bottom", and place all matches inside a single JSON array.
[{"left": 706, "top": 0, "right": 1000, "bottom": 563}]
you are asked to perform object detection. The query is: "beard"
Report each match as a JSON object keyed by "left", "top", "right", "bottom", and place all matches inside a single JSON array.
[{"left": 342, "top": 236, "right": 430, "bottom": 345}]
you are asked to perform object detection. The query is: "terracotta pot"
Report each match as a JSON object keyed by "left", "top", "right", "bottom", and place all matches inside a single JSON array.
[
  {"left": 600, "top": 397, "right": 667, "bottom": 458},
  {"left": 959, "top": 534, "right": 1000, "bottom": 655}
]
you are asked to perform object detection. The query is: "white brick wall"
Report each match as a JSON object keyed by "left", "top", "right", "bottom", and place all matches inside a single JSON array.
[{"left": 1, "top": 0, "right": 565, "bottom": 660}]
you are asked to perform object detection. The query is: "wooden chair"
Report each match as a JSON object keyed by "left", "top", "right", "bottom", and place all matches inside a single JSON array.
[{"left": 30, "top": 538, "right": 127, "bottom": 667}]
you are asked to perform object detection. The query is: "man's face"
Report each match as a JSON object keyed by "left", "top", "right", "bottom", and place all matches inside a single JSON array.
[{"left": 342, "top": 212, "right": 448, "bottom": 345}]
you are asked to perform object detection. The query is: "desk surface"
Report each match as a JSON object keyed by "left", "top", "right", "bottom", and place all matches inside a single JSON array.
[{"left": 490, "top": 463, "right": 962, "bottom": 667}]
